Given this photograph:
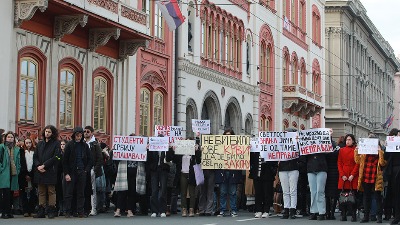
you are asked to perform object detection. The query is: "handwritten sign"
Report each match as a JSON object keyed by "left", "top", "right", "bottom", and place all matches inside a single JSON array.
[
  {"left": 258, "top": 132, "right": 299, "bottom": 161},
  {"left": 201, "top": 135, "right": 250, "bottom": 170},
  {"left": 358, "top": 138, "right": 379, "bottom": 155},
  {"left": 112, "top": 136, "right": 148, "bottom": 161},
  {"left": 175, "top": 140, "right": 196, "bottom": 155},
  {"left": 298, "top": 128, "right": 333, "bottom": 155},
  {"left": 154, "top": 125, "right": 184, "bottom": 143},
  {"left": 250, "top": 137, "right": 260, "bottom": 152},
  {"left": 386, "top": 136, "right": 400, "bottom": 153},
  {"left": 149, "top": 136, "right": 169, "bottom": 152},
  {"left": 192, "top": 119, "right": 211, "bottom": 134}
]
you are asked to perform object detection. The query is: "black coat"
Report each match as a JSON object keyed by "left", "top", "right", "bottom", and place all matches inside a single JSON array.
[
  {"left": 88, "top": 140, "right": 104, "bottom": 177},
  {"left": 325, "top": 140, "right": 339, "bottom": 197},
  {"left": 300, "top": 153, "right": 328, "bottom": 173},
  {"left": 146, "top": 148, "right": 174, "bottom": 172},
  {"left": 278, "top": 158, "right": 299, "bottom": 172},
  {"left": 249, "top": 152, "right": 278, "bottom": 181},
  {"left": 33, "top": 139, "right": 61, "bottom": 185},
  {"left": 173, "top": 150, "right": 201, "bottom": 186},
  {"left": 62, "top": 140, "right": 93, "bottom": 176},
  {"left": 18, "top": 148, "right": 28, "bottom": 190}
]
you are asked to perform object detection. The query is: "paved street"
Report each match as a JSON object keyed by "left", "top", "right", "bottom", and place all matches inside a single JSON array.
[{"left": 4, "top": 212, "right": 394, "bottom": 225}]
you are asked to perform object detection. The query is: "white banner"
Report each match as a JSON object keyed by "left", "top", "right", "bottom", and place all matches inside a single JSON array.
[
  {"left": 191, "top": 119, "right": 211, "bottom": 134},
  {"left": 250, "top": 137, "right": 261, "bottom": 152},
  {"left": 154, "top": 125, "right": 184, "bottom": 143},
  {"left": 112, "top": 136, "right": 148, "bottom": 161},
  {"left": 258, "top": 131, "right": 299, "bottom": 161},
  {"left": 358, "top": 138, "right": 379, "bottom": 155},
  {"left": 149, "top": 136, "right": 169, "bottom": 152},
  {"left": 298, "top": 128, "right": 333, "bottom": 155},
  {"left": 174, "top": 140, "right": 196, "bottom": 155},
  {"left": 386, "top": 136, "right": 400, "bottom": 153}
]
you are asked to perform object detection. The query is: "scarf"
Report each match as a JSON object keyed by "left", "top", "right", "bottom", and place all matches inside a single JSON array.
[{"left": 6, "top": 142, "right": 17, "bottom": 176}]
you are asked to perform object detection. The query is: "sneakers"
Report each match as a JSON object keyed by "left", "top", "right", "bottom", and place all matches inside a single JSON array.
[
  {"left": 127, "top": 210, "right": 134, "bottom": 218},
  {"left": 160, "top": 213, "right": 167, "bottom": 218},
  {"left": 255, "top": 212, "right": 262, "bottom": 218},
  {"left": 231, "top": 211, "right": 238, "bottom": 217},
  {"left": 218, "top": 211, "right": 226, "bottom": 217},
  {"left": 182, "top": 208, "right": 187, "bottom": 217},
  {"left": 150, "top": 213, "right": 157, "bottom": 218},
  {"left": 89, "top": 209, "right": 97, "bottom": 216},
  {"left": 114, "top": 209, "right": 121, "bottom": 217},
  {"left": 262, "top": 212, "right": 269, "bottom": 218}
]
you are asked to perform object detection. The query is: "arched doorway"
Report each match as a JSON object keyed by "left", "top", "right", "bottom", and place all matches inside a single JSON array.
[
  {"left": 224, "top": 97, "right": 242, "bottom": 134},
  {"left": 186, "top": 98, "right": 198, "bottom": 138},
  {"left": 201, "top": 91, "right": 221, "bottom": 135},
  {"left": 244, "top": 113, "right": 253, "bottom": 135}
]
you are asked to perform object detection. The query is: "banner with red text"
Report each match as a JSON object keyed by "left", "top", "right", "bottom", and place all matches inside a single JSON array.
[
  {"left": 149, "top": 136, "right": 169, "bottom": 152},
  {"left": 298, "top": 128, "right": 333, "bottom": 155},
  {"left": 386, "top": 136, "right": 400, "bottom": 153},
  {"left": 258, "top": 131, "right": 299, "bottom": 161},
  {"left": 154, "top": 125, "right": 184, "bottom": 144},
  {"left": 112, "top": 136, "right": 148, "bottom": 161},
  {"left": 201, "top": 135, "right": 250, "bottom": 170}
]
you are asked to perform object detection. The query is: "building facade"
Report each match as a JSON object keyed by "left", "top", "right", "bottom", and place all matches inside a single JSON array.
[
  {"left": 176, "top": 0, "right": 325, "bottom": 137},
  {"left": 325, "top": 0, "right": 400, "bottom": 139}
]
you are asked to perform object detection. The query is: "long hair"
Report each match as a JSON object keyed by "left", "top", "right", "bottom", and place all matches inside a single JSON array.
[
  {"left": 41, "top": 125, "right": 59, "bottom": 140},
  {"left": 23, "top": 137, "right": 36, "bottom": 150},
  {"left": 344, "top": 134, "right": 356, "bottom": 147},
  {"left": 389, "top": 128, "right": 399, "bottom": 137},
  {"left": 3, "top": 131, "right": 16, "bottom": 144},
  {"left": 223, "top": 128, "right": 235, "bottom": 135}
]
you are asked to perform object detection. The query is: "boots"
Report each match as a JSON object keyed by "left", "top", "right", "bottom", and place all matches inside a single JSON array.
[
  {"left": 377, "top": 215, "right": 382, "bottom": 223},
  {"left": 182, "top": 208, "right": 187, "bottom": 217},
  {"left": 351, "top": 210, "right": 357, "bottom": 222},
  {"left": 166, "top": 205, "right": 171, "bottom": 216},
  {"left": 331, "top": 199, "right": 337, "bottom": 220},
  {"left": 47, "top": 206, "right": 56, "bottom": 219},
  {"left": 361, "top": 212, "right": 370, "bottom": 223},
  {"left": 341, "top": 209, "right": 348, "bottom": 221},
  {"left": 189, "top": 208, "right": 195, "bottom": 217},
  {"left": 281, "top": 208, "right": 289, "bottom": 219},
  {"left": 289, "top": 208, "right": 296, "bottom": 219},
  {"left": 34, "top": 206, "right": 46, "bottom": 218}
]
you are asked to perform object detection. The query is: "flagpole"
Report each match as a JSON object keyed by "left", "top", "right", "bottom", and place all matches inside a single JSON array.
[{"left": 173, "top": 24, "right": 179, "bottom": 127}]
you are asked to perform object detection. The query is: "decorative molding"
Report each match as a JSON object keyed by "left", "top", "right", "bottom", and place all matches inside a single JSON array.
[
  {"left": 121, "top": 5, "right": 147, "bottom": 25},
  {"left": 14, "top": 0, "right": 48, "bottom": 27},
  {"left": 89, "top": 28, "right": 120, "bottom": 52},
  {"left": 283, "top": 99, "right": 298, "bottom": 109},
  {"left": 54, "top": 14, "right": 88, "bottom": 41},
  {"left": 179, "top": 58, "right": 257, "bottom": 96},
  {"left": 87, "top": 0, "right": 118, "bottom": 13},
  {"left": 119, "top": 40, "right": 149, "bottom": 59},
  {"left": 141, "top": 73, "right": 166, "bottom": 88}
]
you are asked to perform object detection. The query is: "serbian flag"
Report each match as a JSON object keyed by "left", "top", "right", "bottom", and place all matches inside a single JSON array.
[{"left": 156, "top": 0, "right": 185, "bottom": 31}]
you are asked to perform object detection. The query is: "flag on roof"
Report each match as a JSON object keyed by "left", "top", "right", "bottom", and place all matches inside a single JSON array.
[{"left": 156, "top": 0, "right": 185, "bottom": 31}]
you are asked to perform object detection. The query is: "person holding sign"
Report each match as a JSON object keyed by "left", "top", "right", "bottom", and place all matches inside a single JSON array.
[
  {"left": 337, "top": 134, "right": 359, "bottom": 222},
  {"left": 355, "top": 134, "right": 386, "bottom": 223}
]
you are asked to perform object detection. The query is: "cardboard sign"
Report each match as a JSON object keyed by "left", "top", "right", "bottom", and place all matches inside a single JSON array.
[
  {"left": 386, "top": 136, "right": 400, "bottom": 153},
  {"left": 112, "top": 136, "right": 148, "bottom": 161},
  {"left": 154, "top": 125, "right": 184, "bottom": 143},
  {"left": 201, "top": 135, "right": 250, "bottom": 170},
  {"left": 192, "top": 119, "right": 211, "bottom": 134},
  {"left": 258, "top": 131, "right": 299, "bottom": 161},
  {"left": 174, "top": 140, "right": 196, "bottom": 155},
  {"left": 149, "top": 136, "right": 169, "bottom": 152},
  {"left": 358, "top": 138, "right": 379, "bottom": 155},
  {"left": 298, "top": 128, "right": 334, "bottom": 155},
  {"left": 250, "top": 137, "right": 260, "bottom": 152}
]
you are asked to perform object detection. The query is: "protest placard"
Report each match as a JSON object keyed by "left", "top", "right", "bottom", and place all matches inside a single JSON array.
[
  {"left": 174, "top": 140, "right": 196, "bottom": 155},
  {"left": 358, "top": 138, "right": 379, "bottom": 155},
  {"left": 201, "top": 135, "right": 250, "bottom": 170},
  {"left": 386, "top": 136, "right": 400, "bottom": 153},
  {"left": 112, "top": 136, "right": 148, "bottom": 161},
  {"left": 298, "top": 128, "right": 333, "bottom": 155},
  {"left": 149, "top": 136, "right": 169, "bottom": 151},
  {"left": 192, "top": 119, "right": 211, "bottom": 134},
  {"left": 250, "top": 137, "right": 260, "bottom": 152},
  {"left": 258, "top": 131, "right": 299, "bottom": 161},
  {"left": 154, "top": 125, "right": 184, "bottom": 143}
]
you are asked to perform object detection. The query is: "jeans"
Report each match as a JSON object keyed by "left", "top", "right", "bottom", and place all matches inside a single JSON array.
[
  {"left": 279, "top": 170, "right": 299, "bottom": 209},
  {"left": 363, "top": 182, "right": 382, "bottom": 216},
  {"left": 150, "top": 169, "right": 168, "bottom": 214},
  {"left": 199, "top": 170, "right": 215, "bottom": 214},
  {"left": 308, "top": 172, "right": 327, "bottom": 214},
  {"left": 64, "top": 170, "right": 87, "bottom": 214},
  {"left": 220, "top": 183, "right": 237, "bottom": 212}
]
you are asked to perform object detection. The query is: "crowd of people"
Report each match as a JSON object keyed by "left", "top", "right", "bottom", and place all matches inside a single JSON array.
[{"left": 0, "top": 125, "right": 399, "bottom": 225}]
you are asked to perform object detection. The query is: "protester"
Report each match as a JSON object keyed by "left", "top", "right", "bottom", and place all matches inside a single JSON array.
[
  {"left": 0, "top": 131, "right": 21, "bottom": 219},
  {"left": 337, "top": 134, "right": 359, "bottom": 222},
  {"left": 56, "top": 140, "right": 66, "bottom": 216},
  {"left": 21, "top": 137, "right": 37, "bottom": 217},
  {"left": 33, "top": 125, "right": 61, "bottom": 219},
  {"left": 325, "top": 129, "right": 339, "bottom": 220},
  {"left": 385, "top": 128, "right": 400, "bottom": 225}
]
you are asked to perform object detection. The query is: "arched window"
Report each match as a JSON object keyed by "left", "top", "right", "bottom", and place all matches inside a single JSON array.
[
  {"left": 59, "top": 69, "right": 75, "bottom": 128},
  {"left": 260, "top": 116, "right": 271, "bottom": 131},
  {"left": 140, "top": 88, "right": 151, "bottom": 136},
  {"left": 291, "top": 58, "right": 298, "bottom": 84},
  {"left": 291, "top": 0, "right": 296, "bottom": 23},
  {"left": 153, "top": 91, "right": 164, "bottom": 126},
  {"left": 299, "top": 0, "right": 305, "bottom": 30},
  {"left": 312, "top": 59, "right": 321, "bottom": 94},
  {"left": 201, "top": 14, "right": 206, "bottom": 55},
  {"left": 260, "top": 43, "right": 266, "bottom": 82},
  {"left": 283, "top": 54, "right": 289, "bottom": 85},
  {"left": 139, "top": 87, "right": 166, "bottom": 136},
  {"left": 283, "top": 119, "right": 289, "bottom": 130},
  {"left": 93, "top": 77, "right": 107, "bottom": 132},
  {"left": 207, "top": 18, "right": 213, "bottom": 58},
  {"left": 266, "top": 46, "right": 271, "bottom": 83},
  {"left": 246, "top": 34, "right": 251, "bottom": 75},
  {"left": 300, "top": 62, "right": 306, "bottom": 87},
  {"left": 19, "top": 58, "right": 38, "bottom": 123},
  {"left": 245, "top": 117, "right": 252, "bottom": 135},
  {"left": 312, "top": 5, "right": 321, "bottom": 46},
  {"left": 154, "top": 3, "right": 163, "bottom": 39},
  {"left": 188, "top": 1, "right": 194, "bottom": 52}
]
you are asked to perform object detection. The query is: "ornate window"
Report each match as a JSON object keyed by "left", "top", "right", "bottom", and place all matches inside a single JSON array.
[
  {"left": 153, "top": 91, "right": 164, "bottom": 126},
  {"left": 260, "top": 116, "right": 271, "bottom": 131},
  {"left": 312, "top": 72, "right": 320, "bottom": 94},
  {"left": 201, "top": 18, "right": 206, "bottom": 55},
  {"left": 140, "top": 88, "right": 151, "bottom": 136},
  {"left": 260, "top": 43, "right": 266, "bottom": 82},
  {"left": 283, "top": 119, "right": 289, "bottom": 130},
  {"left": 312, "top": 5, "right": 321, "bottom": 46},
  {"left": 246, "top": 34, "right": 251, "bottom": 75},
  {"left": 283, "top": 53, "right": 289, "bottom": 85},
  {"left": 291, "top": 0, "right": 296, "bottom": 23},
  {"left": 19, "top": 58, "right": 38, "bottom": 122},
  {"left": 312, "top": 59, "right": 321, "bottom": 94},
  {"left": 93, "top": 77, "right": 107, "bottom": 132},
  {"left": 300, "top": 61, "right": 306, "bottom": 87},
  {"left": 299, "top": 0, "right": 305, "bottom": 30},
  {"left": 154, "top": 3, "right": 163, "bottom": 39},
  {"left": 291, "top": 57, "right": 298, "bottom": 84},
  {"left": 59, "top": 69, "right": 75, "bottom": 128},
  {"left": 139, "top": 88, "right": 165, "bottom": 136}
]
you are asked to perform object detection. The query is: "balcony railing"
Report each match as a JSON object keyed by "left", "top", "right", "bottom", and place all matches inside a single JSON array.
[
  {"left": 282, "top": 84, "right": 323, "bottom": 107},
  {"left": 282, "top": 16, "right": 308, "bottom": 50}
]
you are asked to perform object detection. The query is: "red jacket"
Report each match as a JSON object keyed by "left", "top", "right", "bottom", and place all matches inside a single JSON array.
[{"left": 337, "top": 146, "right": 359, "bottom": 190}]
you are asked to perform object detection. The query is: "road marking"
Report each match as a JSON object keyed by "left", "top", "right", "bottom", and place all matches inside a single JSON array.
[
  {"left": 236, "top": 218, "right": 260, "bottom": 222},
  {"left": 203, "top": 224, "right": 217, "bottom": 225}
]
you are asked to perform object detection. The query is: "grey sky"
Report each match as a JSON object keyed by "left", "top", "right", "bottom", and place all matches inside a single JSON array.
[{"left": 361, "top": 0, "right": 400, "bottom": 58}]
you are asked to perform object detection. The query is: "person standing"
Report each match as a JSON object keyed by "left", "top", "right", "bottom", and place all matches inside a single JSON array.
[
  {"left": 0, "top": 131, "right": 21, "bottom": 219},
  {"left": 325, "top": 129, "right": 339, "bottom": 220},
  {"left": 83, "top": 126, "right": 103, "bottom": 216},
  {"left": 33, "top": 125, "right": 61, "bottom": 219},
  {"left": 355, "top": 134, "right": 386, "bottom": 223},
  {"left": 63, "top": 127, "right": 93, "bottom": 218},
  {"left": 337, "top": 134, "right": 359, "bottom": 222},
  {"left": 385, "top": 128, "right": 400, "bottom": 225},
  {"left": 21, "top": 137, "right": 37, "bottom": 217}
]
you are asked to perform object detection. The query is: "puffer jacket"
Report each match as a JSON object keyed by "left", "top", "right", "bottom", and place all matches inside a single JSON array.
[{"left": 354, "top": 148, "right": 386, "bottom": 192}]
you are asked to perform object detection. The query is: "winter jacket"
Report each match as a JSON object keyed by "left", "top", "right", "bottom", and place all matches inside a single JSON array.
[
  {"left": 300, "top": 153, "right": 328, "bottom": 173},
  {"left": 355, "top": 148, "right": 386, "bottom": 192},
  {"left": 63, "top": 140, "right": 93, "bottom": 176},
  {"left": 249, "top": 152, "right": 278, "bottom": 181},
  {"left": 34, "top": 139, "right": 61, "bottom": 185},
  {"left": 337, "top": 146, "right": 359, "bottom": 190},
  {"left": 173, "top": 150, "right": 201, "bottom": 186},
  {"left": 0, "top": 144, "right": 21, "bottom": 190},
  {"left": 87, "top": 137, "right": 104, "bottom": 177},
  {"left": 325, "top": 148, "right": 339, "bottom": 196},
  {"left": 146, "top": 148, "right": 174, "bottom": 172}
]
